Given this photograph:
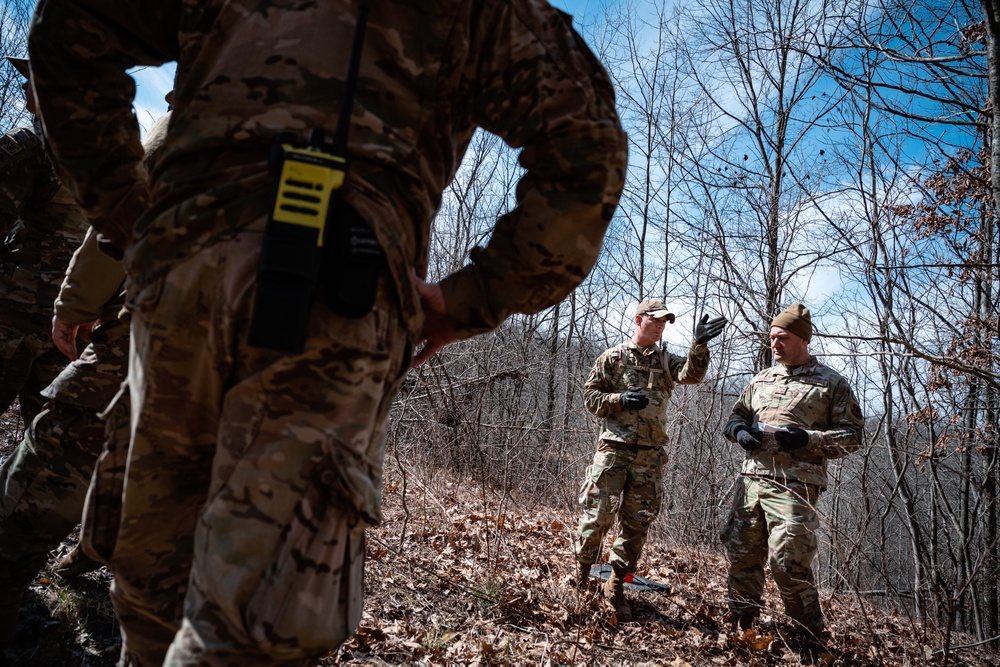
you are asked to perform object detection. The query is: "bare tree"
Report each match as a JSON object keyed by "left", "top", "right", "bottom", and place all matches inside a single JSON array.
[
  {"left": 816, "top": 0, "right": 998, "bottom": 646},
  {"left": 679, "top": 0, "right": 852, "bottom": 371},
  {"left": 0, "top": 0, "right": 34, "bottom": 133}
]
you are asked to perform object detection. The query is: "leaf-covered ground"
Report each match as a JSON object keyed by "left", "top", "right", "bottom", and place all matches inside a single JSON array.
[
  {"left": 3, "top": 411, "right": 998, "bottom": 666},
  {"left": 331, "top": 469, "right": 998, "bottom": 666}
]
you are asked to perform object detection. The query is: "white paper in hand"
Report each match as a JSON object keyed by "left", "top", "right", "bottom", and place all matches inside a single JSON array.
[{"left": 758, "top": 421, "right": 789, "bottom": 434}]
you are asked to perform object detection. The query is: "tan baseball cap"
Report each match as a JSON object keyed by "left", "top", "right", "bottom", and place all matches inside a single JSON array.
[
  {"left": 6, "top": 57, "right": 30, "bottom": 79},
  {"left": 635, "top": 298, "right": 675, "bottom": 322}
]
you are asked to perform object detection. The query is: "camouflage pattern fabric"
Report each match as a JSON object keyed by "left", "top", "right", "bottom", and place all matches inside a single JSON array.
[
  {"left": 574, "top": 339, "right": 709, "bottom": 572},
  {"left": 28, "top": 0, "right": 627, "bottom": 343},
  {"left": 721, "top": 356, "right": 864, "bottom": 630},
  {"left": 0, "top": 329, "right": 69, "bottom": 426},
  {"left": 0, "top": 113, "right": 164, "bottom": 604},
  {"left": 723, "top": 356, "right": 864, "bottom": 490},
  {"left": 720, "top": 477, "right": 823, "bottom": 631},
  {"left": 0, "top": 122, "right": 89, "bottom": 421},
  {"left": 78, "top": 380, "right": 131, "bottom": 567},
  {"left": 584, "top": 340, "right": 710, "bottom": 446},
  {"left": 107, "top": 224, "right": 408, "bottom": 666},
  {"left": 29, "top": 1, "right": 625, "bottom": 664},
  {"left": 0, "top": 313, "right": 129, "bottom": 593},
  {"left": 575, "top": 440, "right": 667, "bottom": 572}
]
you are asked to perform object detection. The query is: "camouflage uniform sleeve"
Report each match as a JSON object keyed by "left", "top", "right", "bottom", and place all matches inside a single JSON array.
[
  {"left": 666, "top": 342, "right": 710, "bottom": 385},
  {"left": 723, "top": 379, "right": 756, "bottom": 441},
  {"left": 28, "top": 1, "right": 179, "bottom": 246},
  {"left": 0, "top": 127, "right": 50, "bottom": 237},
  {"left": 583, "top": 349, "right": 622, "bottom": 418},
  {"left": 52, "top": 109, "right": 169, "bottom": 323},
  {"left": 806, "top": 376, "right": 864, "bottom": 459},
  {"left": 54, "top": 227, "right": 126, "bottom": 324},
  {"left": 437, "top": 1, "right": 627, "bottom": 339}
]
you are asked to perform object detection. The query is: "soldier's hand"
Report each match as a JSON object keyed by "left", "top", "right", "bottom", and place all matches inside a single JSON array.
[
  {"left": 694, "top": 313, "right": 728, "bottom": 344},
  {"left": 734, "top": 425, "right": 763, "bottom": 452},
  {"left": 775, "top": 426, "right": 809, "bottom": 451},
  {"left": 619, "top": 388, "right": 649, "bottom": 411},
  {"left": 411, "top": 268, "right": 457, "bottom": 367},
  {"left": 52, "top": 315, "right": 94, "bottom": 361}
]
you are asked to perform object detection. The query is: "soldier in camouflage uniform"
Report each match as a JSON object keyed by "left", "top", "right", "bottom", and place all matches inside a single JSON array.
[
  {"left": 721, "top": 303, "right": 864, "bottom": 657},
  {"left": 575, "top": 299, "right": 726, "bottom": 621},
  {"left": 29, "top": 2, "right": 627, "bottom": 665},
  {"left": 0, "top": 56, "right": 90, "bottom": 648},
  {"left": 0, "top": 113, "right": 170, "bottom": 650},
  {"left": 0, "top": 57, "right": 89, "bottom": 426}
]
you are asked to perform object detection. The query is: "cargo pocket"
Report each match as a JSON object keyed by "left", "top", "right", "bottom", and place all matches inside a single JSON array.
[
  {"left": 719, "top": 477, "right": 747, "bottom": 545},
  {"left": 244, "top": 462, "right": 365, "bottom": 659},
  {"left": 78, "top": 382, "right": 131, "bottom": 565}
]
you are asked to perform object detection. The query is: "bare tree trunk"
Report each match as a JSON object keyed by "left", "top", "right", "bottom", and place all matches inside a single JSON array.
[{"left": 544, "top": 302, "right": 561, "bottom": 446}]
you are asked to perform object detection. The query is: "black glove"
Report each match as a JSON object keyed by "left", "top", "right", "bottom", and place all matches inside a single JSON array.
[
  {"left": 694, "top": 314, "right": 728, "bottom": 344},
  {"left": 734, "top": 425, "right": 762, "bottom": 452},
  {"left": 775, "top": 426, "right": 809, "bottom": 451},
  {"left": 619, "top": 388, "right": 649, "bottom": 411}
]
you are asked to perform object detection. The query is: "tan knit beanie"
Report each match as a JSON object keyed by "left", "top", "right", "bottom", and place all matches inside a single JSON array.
[{"left": 771, "top": 303, "right": 812, "bottom": 342}]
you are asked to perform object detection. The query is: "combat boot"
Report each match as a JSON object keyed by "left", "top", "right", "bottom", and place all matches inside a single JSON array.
[
  {"left": 0, "top": 589, "right": 23, "bottom": 650},
  {"left": 796, "top": 627, "right": 829, "bottom": 665},
  {"left": 728, "top": 610, "right": 757, "bottom": 633},
  {"left": 603, "top": 564, "right": 632, "bottom": 621},
  {"left": 55, "top": 544, "right": 102, "bottom": 579},
  {"left": 576, "top": 562, "right": 592, "bottom": 590}
]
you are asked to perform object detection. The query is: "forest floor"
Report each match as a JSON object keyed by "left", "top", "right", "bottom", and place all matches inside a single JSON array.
[{"left": 3, "top": 406, "right": 999, "bottom": 666}]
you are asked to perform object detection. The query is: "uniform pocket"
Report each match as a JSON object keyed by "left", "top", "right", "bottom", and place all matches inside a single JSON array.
[
  {"left": 244, "top": 465, "right": 365, "bottom": 659},
  {"left": 720, "top": 477, "right": 748, "bottom": 545}
]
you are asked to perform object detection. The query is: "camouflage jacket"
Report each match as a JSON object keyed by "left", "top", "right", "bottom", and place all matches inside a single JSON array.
[
  {"left": 54, "top": 112, "right": 172, "bottom": 325},
  {"left": 584, "top": 340, "right": 710, "bottom": 447},
  {"left": 29, "top": 0, "right": 627, "bottom": 342},
  {"left": 724, "top": 356, "right": 865, "bottom": 489},
  {"left": 0, "top": 121, "right": 89, "bottom": 329}
]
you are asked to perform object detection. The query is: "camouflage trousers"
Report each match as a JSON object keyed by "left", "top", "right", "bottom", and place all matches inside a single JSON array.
[
  {"left": 574, "top": 440, "right": 666, "bottom": 572},
  {"left": 0, "top": 307, "right": 70, "bottom": 425},
  {"left": 721, "top": 476, "right": 824, "bottom": 631},
  {"left": 105, "top": 220, "right": 410, "bottom": 667},
  {"left": 0, "top": 313, "right": 129, "bottom": 595}
]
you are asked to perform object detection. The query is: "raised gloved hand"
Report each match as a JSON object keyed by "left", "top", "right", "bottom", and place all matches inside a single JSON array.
[
  {"left": 619, "top": 388, "right": 649, "bottom": 411},
  {"left": 775, "top": 426, "right": 809, "bottom": 451},
  {"left": 694, "top": 314, "right": 728, "bottom": 344},
  {"left": 733, "top": 425, "right": 763, "bottom": 452}
]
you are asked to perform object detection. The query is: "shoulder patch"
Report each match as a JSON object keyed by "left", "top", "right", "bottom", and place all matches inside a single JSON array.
[{"left": 0, "top": 134, "right": 24, "bottom": 157}]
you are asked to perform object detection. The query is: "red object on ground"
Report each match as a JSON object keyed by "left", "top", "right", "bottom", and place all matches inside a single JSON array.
[{"left": 624, "top": 574, "right": 634, "bottom": 583}]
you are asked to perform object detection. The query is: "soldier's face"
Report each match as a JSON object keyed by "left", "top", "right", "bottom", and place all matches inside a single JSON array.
[
  {"left": 634, "top": 314, "right": 667, "bottom": 346},
  {"left": 770, "top": 326, "right": 809, "bottom": 366}
]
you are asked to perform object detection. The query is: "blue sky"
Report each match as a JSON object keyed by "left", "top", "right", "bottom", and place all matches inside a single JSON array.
[{"left": 549, "top": 0, "right": 608, "bottom": 16}]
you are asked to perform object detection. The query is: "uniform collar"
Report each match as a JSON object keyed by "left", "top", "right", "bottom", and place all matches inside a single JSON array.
[
  {"left": 626, "top": 339, "right": 660, "bottom": 354},
  {"left": 773, "top": 355, "right": 819, "bottom": 376}
]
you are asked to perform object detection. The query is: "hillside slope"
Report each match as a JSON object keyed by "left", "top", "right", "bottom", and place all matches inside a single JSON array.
[
  {"left": 2, "top": 412, "right": 998, "bottom": 666},
  {"left": 333, "top": 468, "right": 999, "bottom": 666}
]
